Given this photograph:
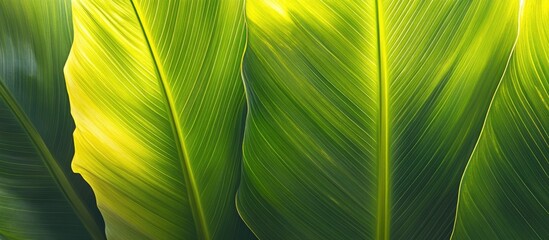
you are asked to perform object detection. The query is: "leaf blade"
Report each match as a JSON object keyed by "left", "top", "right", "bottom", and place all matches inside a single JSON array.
[
  {"left": 237, "top": 1, "right": 520, "bottom": 239},
  {"left": 65, "top": 0, "right": 251, "bottom": 238},
  {"left": 0, "top": 0, "right": 104, "bottom": 239},
  {"left": 452, "top": 1, "right": 549, "bottom": 238}
]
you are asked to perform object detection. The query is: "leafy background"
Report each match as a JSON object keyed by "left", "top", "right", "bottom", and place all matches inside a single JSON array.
[{"left": 0, "top": 0, "right": 547, "bottom": 240}]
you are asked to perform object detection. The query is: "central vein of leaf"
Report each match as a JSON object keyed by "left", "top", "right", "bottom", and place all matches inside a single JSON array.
[
  {"left": 128, "top": 1, "right": 210, "bottom": 239},
  {"left": 374, "top": 0, "right": 390, "bottom": 239}
]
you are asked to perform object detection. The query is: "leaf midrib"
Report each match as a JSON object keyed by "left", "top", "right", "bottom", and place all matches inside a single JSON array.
[
  {"left": 370, "top": 1, "right": 525, "bottom": 239},
  {"left": 128, "top": 1, "right": 211, "bottom": 239},
  {"left": 374, "top": 0, "right": 390, "bottom": 239},
  {"left": 0, "top": 79, "right": 104, "bottom": 240}
]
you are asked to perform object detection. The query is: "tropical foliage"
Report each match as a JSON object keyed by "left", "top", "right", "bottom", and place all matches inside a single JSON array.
[
  {"left": 0, "top": 0, "right": 546, "bottom": 239},
  {"left": 0, "top": 1, "right": 104, "bottom": 239}
]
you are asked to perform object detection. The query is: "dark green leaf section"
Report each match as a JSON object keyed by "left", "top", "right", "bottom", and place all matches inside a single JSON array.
[
  {"left": 386, "top": 2, "right": 520, "bottom": 239},
  {"left": 453, "top": 1, "right": 549, "bottom": 239},
  {"left": 0, "top": 1, "right": 104, "bottom": 239}
]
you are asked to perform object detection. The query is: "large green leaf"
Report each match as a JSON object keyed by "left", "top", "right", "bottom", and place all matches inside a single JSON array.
[
  {"left": 452, "top": 1, "right": 548, "bottom": 239},
  {"left": 237, "top": 1, "right": 521, "bottom": 239},
  {"left": 0, "top": 1, "right": 104, "bottom": 239},
  {"left": 65, "top": 0, "right": 252, "bottom": 239}
]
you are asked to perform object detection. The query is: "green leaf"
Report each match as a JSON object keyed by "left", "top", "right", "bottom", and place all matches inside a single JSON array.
[
  {"left": 452, "top": 1, "right": 548, "bottom": 239},
  {"left": 0, "top": 1, "right": 104, "bottom": 239},
  {"left": 237, "top": 1, "right": 522, "bottom": 239},
  {"left": 64, "top": 0, "right": 252, "bottom": 239}
]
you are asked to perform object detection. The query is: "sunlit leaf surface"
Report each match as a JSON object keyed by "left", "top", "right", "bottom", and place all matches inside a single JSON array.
[
  {"left": 452, "top": 1, "right": 549, "bottom": 239},
  {"left": 2, "top": 0, "right": 546, "bottom": 239},
  {"left": 65, "top": 0, "right": 252, "bottom": 239}
]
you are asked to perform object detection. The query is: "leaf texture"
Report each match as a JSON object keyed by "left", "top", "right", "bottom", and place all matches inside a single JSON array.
[
  {"left": 237, "top": 1, "right": 521, "bottom": 239},
  {"left": 0, "top": 1, "right": 104, "bottom": 239},
  {"left": 65, "top": 0, "right": 252, "bottom": 239},
  {"left": 452, "top": 1, "right": 549, "bottom": 239}
]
